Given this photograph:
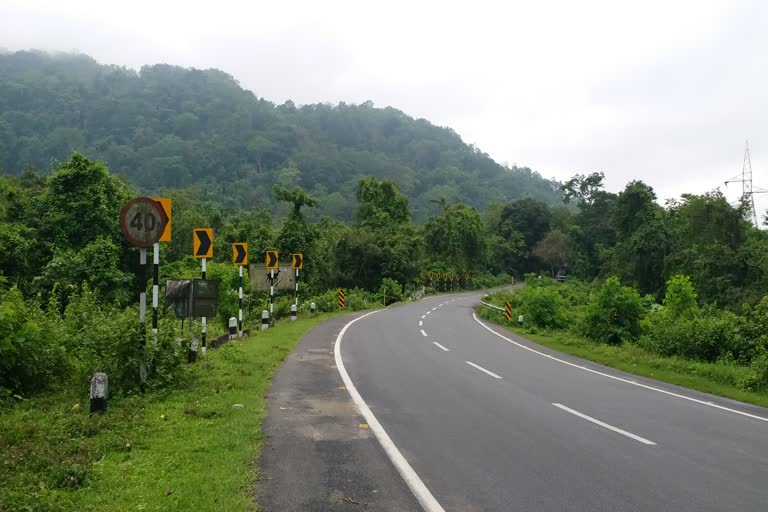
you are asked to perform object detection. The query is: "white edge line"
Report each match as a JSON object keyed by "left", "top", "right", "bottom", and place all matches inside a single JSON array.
[
  {"left": 420, "top": 329, "right": 428, "bottom": 337},
  {"left": 553, "top": 403, "right": 656, "bottom": 445},
  {"left": 433, "top": 341, "right": 450, "bottom": 352},
  {"left": 465, "top": 361, "right": 503, "bottom": 379},
  {"left": 471, "top": 313, "right": 768, "bottom": 423},
  {"left": 335, "top": 311, "right": 446, "bottom": 512}
]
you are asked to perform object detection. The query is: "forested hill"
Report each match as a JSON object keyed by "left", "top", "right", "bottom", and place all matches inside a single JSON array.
[{"left": 0, "top": 50, "right": 560, "bottom": 221}]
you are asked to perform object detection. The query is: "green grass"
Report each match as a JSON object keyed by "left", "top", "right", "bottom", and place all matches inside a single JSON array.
[
  {"left": 477, "top": 307, "right": 768, "bottom": 408},
  {"left": 0, "top": 313, "right": 340, "bottom": 512}
]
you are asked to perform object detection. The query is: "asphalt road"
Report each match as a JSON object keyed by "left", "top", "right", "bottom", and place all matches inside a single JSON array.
[{"left": 340, "top": 293, "right": 768, "bottom": 512}]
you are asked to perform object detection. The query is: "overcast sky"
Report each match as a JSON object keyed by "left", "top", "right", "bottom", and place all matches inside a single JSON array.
[{"left": 2, "top": 0, "right": 767, "bottom": 209}]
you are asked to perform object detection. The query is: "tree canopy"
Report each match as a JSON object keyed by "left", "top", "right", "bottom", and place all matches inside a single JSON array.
[{"left": 0, "top": 50, "right": 561, "bottom": 222}]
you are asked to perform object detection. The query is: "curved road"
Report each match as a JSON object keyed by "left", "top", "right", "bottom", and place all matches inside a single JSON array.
[{"left": 339, "top": 292, "right": 768, "bottom": 512}]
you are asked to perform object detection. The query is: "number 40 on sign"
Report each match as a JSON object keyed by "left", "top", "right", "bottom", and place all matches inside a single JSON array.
[{"left": 120, "top": 197, "right": 169, "bottom": 248}]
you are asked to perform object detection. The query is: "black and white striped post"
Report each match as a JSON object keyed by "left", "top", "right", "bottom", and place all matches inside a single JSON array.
[
  {"left": 201, "top": 257, "right": 207, "bottom": 355},
  {"left": 269, "top": 268, "right": 275, "bottom": 325},
  {"left": 238, "top": 265, "right": 244, "bottom": 337},
  {"left": 310, "top": 302, "right": 316, "bottom": 314},
  {"left": 152, "top": 242, "right": 159, "bottom": 344},
  {"left": 290, "top": 303, "right": 297, "bottom": 321},
  {"left": 262, "top": 309, "right": 269, "bottom": 331},
  {"left": 139, "top": 248, "right": 147, "bottom": 387},
  {"left": 294, "top": 268, "right": 299, "bottom": 307}
]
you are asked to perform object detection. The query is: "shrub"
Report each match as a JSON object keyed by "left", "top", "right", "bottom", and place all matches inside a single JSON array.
[
  {"left": 515, "top": 286, "right": 568, "bottom": 329},
  {"left": 640, "top": 309, "right": 742, "bottom": 363},
  {"left": 662, "top": 275, "right": 698, "bottom": 319},
  {"left": 582, "top": 276, "right": 644, "bottom": 344},
  {"left": 60, "top": 286, "right": 185, "bottom": 394},
  {"left": 0, "top": 287, "right": 66, "bottom": 395},
  {"left": 741, "top": 347, "right": 768, "bottom": 390},
  {"left": 379, "top": 277, "right": 403, "bottom": 303}
]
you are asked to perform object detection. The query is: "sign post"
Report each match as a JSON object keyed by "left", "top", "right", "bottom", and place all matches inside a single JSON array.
[
  {"left": 233, "top": 243, "right": 248, "bottom": 337},
  {"left": 265, "top": 250, "right": 279, "bottom": 327},
  {"left": 193, "top": 228, "right": 213, "bottom": 354},
  {"left": 120, "top": 197, "right": 168, "bottom": 388},
  {"left": 151, "top": 198, "right": 171, "bottom": 345}
]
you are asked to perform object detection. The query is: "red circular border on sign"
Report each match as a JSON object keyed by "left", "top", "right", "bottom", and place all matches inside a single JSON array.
[{"left": 120, "top": 197, "right": 168, "bottom": 247}]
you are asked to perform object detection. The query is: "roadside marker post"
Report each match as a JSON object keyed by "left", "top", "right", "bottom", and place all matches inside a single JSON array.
[
  {"left": 292, "top": 253, "right": 303, "bottom": 314},
  {"left": 228, "top": 317, "right": 237, "bottom": 339},
  {"left": 239, "top": 266, "right": 244, "bottom": 336},
  {"left": 120, "top": 197, "right": 168, "bottom": 389},
  {"left": 233, "top": 243, "right": 248, "bottom": 337},
  {"left": 265, "top": 250, "right": 279, "bottom": 326},
  {"left": 201, "top": 257, "right": 207, "bottom": 354},
  {"left": 338, "top": 289, "right": 346, "bottom": 309},
  {"left": 193, "top": 228, "right": 213, "bottom": 355},
  {"left": 262, "top": 310, "right": 270, "bottom": 331},
  {"left": 151, "top": 198, "right": 171, "bottom": 345},
  {"left": 504, "top": 302, "right": 512, "bottom": 321},
  {"left": 89, "top": 372, "right": 108, "bottom": 414},
  {"left": 152, "top": 243, "right": 159, "bottom": 344}
]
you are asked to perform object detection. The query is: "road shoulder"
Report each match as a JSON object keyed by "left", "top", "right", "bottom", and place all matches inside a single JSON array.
[{"left": 255, "top": 313, "right": 422, "bottom": 511}]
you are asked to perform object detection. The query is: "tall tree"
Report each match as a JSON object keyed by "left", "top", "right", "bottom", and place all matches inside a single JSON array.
[{"left": 424, "top": 203, "right": 485, "bottom": 271}]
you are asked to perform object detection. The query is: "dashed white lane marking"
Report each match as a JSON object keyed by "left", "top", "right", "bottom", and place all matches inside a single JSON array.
[
  {"left": 421, "top": 315, "right": 426, "bottom": 319},
  {"left": 419, "top": 320, "right": 423, "bottom": 326},
  {"left": 420, "top": 329, "right": 428, "bottom": 337},
  {"left": 431, "top": 307, "right": 437, "bottom": 311},
  {"left": 335, "top": 311, "right": 446, "bottom": 512},
  {"left": 553, "top": 403, "right": 656, "bottom": 445},
  {"left": 465, "top": 361, "right": 503, "bottom": 379},
  {"left": 472, "top": 313, "right": 768, "bottom": 423},
  {"left": 433, "top": 342, "right": 450, "bottom": 352},
  {"left": 425, "top": 311, "right": 431, "bottom": 316}
]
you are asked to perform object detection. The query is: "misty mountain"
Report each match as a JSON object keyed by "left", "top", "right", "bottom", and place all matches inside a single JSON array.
[{"left": 0, "top": 50, "right": 561, "bottom": 221}]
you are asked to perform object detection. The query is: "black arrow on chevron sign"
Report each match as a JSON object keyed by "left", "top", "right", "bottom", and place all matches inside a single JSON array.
[
  {"left": 195, "top": 229, "right": 212, "bottom": 256},
  {"left": 266, "top": 250, "right": 278, "bottom": 268},
  {"left": 234, "top": 244, "right": 247, "bottom": 264}
]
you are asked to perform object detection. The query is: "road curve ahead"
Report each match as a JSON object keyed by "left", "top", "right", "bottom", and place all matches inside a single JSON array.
[{"left": 339, "top": 293, "right": 768, "bottom": 512}]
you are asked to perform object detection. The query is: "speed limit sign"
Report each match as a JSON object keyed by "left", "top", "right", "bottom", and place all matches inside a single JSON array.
[{"left": 120, "top": 197, "right": 169, "bottom": 247}]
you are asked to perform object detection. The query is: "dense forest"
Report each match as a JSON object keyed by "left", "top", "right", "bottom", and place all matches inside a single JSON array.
[{"left": 0, "top": 50, "right": 560, "bottom": 222}]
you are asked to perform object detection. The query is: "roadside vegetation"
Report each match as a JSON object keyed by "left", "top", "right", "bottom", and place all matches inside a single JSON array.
[
  {"left": 0, "top": 313, "right": 336, "bottom": 512},
  {"left": 480, "top": 275, "right": 768, "bottom": 406}
]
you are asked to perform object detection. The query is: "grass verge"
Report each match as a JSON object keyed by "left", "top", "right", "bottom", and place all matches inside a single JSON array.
[
  {"left": 477, "top": 307, "right": 768, "bottom": 408},
  {"left": 0, "top": 313, "right": 340, "bottom": 512}
]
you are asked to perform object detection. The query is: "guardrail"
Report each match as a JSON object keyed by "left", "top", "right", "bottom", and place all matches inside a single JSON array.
[{"left": 479, "top": 300, "right": 505, "bottom": 314}]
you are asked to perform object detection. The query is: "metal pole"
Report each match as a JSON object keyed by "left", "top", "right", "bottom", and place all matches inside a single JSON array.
[
  {"left": 139, "top": 248, "right": 147, "bottom": 388},
  {"left": 201, "top": 257, "right": 207, "bottom": 355},
  {"left": 238, "top": 265, "right": 243, "bottom": 337},
  {"left": 152, "top": 242, "right": 159, "bottom": 344},
  {"left": 294, "top": 269, "right": 299, "bottom": 306}
]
